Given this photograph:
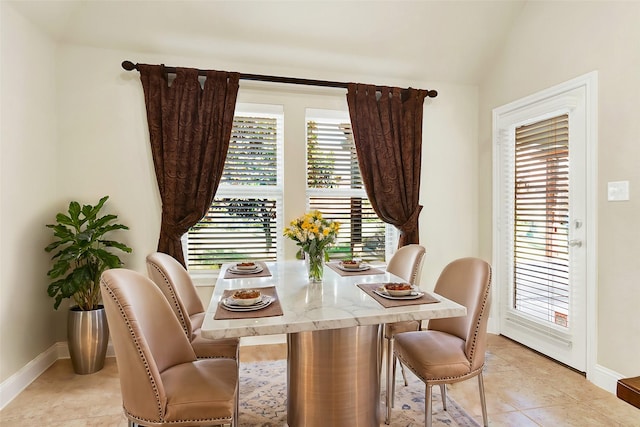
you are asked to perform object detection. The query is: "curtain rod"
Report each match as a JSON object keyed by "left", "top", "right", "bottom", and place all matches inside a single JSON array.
[{"left": 121, "top": 60, "right": 438, "bottom": 98}]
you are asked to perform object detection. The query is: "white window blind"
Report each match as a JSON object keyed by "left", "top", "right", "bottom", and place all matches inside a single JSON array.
[
  {"left": 513, "top": 114, "right": 570, "bottom": 327},
  {"left": 307, "top": 120, "right": 362, "bottom": 188},
  {"left": 188, "top": 109, "right": 283, "bottom": 269},
  {"left": 306, "top": 114, "right": 386, "bottom": 262},
  {"left": 220, "top": 116, "right": 278, "bottom": 186}
]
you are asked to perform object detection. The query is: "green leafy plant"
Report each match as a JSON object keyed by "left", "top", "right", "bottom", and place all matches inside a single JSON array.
[{"left": 45, "top": 196, "right": 132, "bottom": 310}]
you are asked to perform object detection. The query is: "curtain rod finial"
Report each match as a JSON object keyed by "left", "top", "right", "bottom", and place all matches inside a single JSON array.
[
  {"left": 122, "top": 60, "right": 136, "bottom": 71},
  {"left": 427, "top": 90, "right": 438, "bottom": 98}
]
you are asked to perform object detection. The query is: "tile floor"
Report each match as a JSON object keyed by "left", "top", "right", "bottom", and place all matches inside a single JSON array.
[{"left": 1, "top": 334, "right": 638, "bottom": 426}]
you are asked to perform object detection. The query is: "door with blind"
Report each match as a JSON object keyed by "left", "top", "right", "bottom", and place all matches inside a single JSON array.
[{"left": 493, "top": 74, "right": 596, "bottom": 372}]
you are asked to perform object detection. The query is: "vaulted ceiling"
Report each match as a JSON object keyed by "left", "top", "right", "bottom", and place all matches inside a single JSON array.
[{"left": 8, "top": 0, "right": 526, "bottom": 85}]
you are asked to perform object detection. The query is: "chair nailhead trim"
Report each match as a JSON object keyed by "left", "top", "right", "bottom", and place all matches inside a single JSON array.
[
  {"left": 101, "top": 278, "right": 165, "bottom": 421},
  {"left": 105, "top": 276, "right": 237, "bottom": 426},
  {"left": 395, "top": 263, "right": 492, "bottom": 384},
  {"left": 397, "top": 357, "right": 485, "bottom": 384},
  {"left": 466, "top": 267, "right": 492, "bottom": 364},
  {"left": 126, "top": 408, "right": 233, "bottom": 425},
  {"left": 147, "top": 261, "right": 190, "bottom": 336}
]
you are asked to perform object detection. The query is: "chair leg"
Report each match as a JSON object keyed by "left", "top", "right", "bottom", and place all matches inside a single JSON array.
[
  {"left": 379, "top": 326, "right": 385, "bottom": 371},
  {"left": 391, "top": 354, "right": 397, "bottom": 406},
  {"left": 232, "top": 378, "right": 239, "bottom": 427},
  {"left": 478, "top": 373, "right": 489, "bottom": 427},
  {"left": 440, "top": 384, "right": 447, "bottom": 411},
  {"left": 234, "top": 348, "right": 240, "bottom": 427},
  {"left": 385, "top": 336, "right": 395, "bottom": 424},
  {"left": 425, "top": 383, "right": 433, "bottom": 427},
  {"left": 399, "top": 358, "right": 409, "bottom": 386}
]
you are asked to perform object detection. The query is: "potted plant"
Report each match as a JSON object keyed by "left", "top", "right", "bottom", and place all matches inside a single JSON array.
[
  {"left": 283, "top": 210, "right": 339, "bottom": 283},
  {"left": 45, "top": 195, "right": 132, "bottom": 374}
]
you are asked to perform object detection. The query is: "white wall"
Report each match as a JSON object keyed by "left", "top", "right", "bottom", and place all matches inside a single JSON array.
[
  {"left": 420, "top": 84, "right": 480, "bottom": 288},
  {"left": 0, "top": 3, "right": 64, "bottom": 383},
  {"left": 55, "top": 46, "right": 161, "bottom": 274},
  {"left": 478, "top": 1, "right": 640, "bottom": 378}
]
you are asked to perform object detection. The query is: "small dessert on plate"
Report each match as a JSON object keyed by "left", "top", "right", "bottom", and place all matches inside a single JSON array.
[
  {"left": 235, "top": 261, "right": 257, "bottom": 270},
  {"left": 383, "top": 282, "right": 413, "bottom": 297},
  {"left": 230, "top": 289, "right": 262, "bottom": 306},
  {"left": 340, "top": 259, "right": 361, "bottom": 269}
]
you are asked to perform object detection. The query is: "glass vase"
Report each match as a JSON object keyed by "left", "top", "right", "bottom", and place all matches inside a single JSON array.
[{"left": 305, "top": 249, "right": 325, "bottom": 283}]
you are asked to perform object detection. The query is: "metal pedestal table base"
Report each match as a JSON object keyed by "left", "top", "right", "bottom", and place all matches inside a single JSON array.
[{"left": 287, "top": 325, "right": 381, "bottom": 427}]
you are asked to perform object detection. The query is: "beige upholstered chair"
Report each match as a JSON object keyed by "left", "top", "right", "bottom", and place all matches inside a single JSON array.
[
  {"left": 100, "top": 269, "right": 238, "bottom": 427},
  {"left": 383, "top": 244, "right": 426, "bottom": 422},
  {"left": 146, "top": 252, "right": 239, "bottom": 360},
  {"left": 388, "top": 257, "right": 492, "bottom": 427}
]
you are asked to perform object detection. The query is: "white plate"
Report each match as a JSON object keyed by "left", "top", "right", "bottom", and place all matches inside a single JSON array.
[
  {"left": 228, "top": 265, "right": 264, "bottom": 275},
  {"left": 336, "top": 263, "right": 370, "bottom": 272},
  {"left": 222, "top": 295, "right": 273, "bottom": 311},
  {"left": 373, "top": 288, "right": 425, "bottom": 300}
]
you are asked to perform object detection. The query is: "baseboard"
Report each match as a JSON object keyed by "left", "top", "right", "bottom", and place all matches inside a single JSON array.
[
  {"left": 0, "top": 344, "right": 59, "bottom": 410},
  {"left": 0, "top": 342, "right": 115, "bottom": 411},
  {"left": 53, "top": 341, "right": 116, "bottom": 359},
  {"left": 590, "top": 363, "right": 624, "bottom": 394},
  {"left": 487, "top": 316, "right": 500, "bottom": 335}
]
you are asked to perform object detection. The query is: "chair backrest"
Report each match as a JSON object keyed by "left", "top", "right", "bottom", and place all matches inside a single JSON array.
[
  {"left": 386, "top": 244, "right": 426, "bottom": 285},
  {"left": 100, "top": 269, "right": 197, "bottom": 422},
  {"left": 146, "top": 252, "right": 204, "bottom": 337},
  {"left": 427, "top": 257, "right": 492, "bottom": 371}
]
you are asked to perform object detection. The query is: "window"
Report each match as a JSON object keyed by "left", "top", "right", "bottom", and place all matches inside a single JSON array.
[
  {"left": 186, "top": 102, "right": 393, "bottom": 270},
  {"left": 187, "top": 104, "right": 284, "bottom": 269},
  {"left": 513, "top": 114, "right": 570, "bottom": 325},
  {"left": 306, "top": 109, "right": 388, "bottom": 262}
]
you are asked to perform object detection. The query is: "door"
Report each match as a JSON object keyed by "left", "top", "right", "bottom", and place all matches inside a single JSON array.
[{"left": 493, "top": 73, "right": 597, "bottom": 372}]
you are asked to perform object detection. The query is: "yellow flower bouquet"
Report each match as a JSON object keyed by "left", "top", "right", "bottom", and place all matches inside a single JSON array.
[{"left": 284, "top": 210, "right": 340, "bottom": 282}]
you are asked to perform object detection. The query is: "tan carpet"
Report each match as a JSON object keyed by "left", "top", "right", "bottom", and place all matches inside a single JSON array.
[{"left": 238, "top": 359, "right": 479, "bottom": 427}]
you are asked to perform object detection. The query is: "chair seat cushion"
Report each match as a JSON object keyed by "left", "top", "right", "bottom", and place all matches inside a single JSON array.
[
  {"left": 161, "top": 358, "right": 237, "bottom": 423},
  {"left": 384, "top": 320, "right": 421, "bottom": 338},
  {"left": 191, "top": 332, "right": 239, "bottom": 359},
  {"left": 394, "top": 330, "right": 470, "bottom": 380}
]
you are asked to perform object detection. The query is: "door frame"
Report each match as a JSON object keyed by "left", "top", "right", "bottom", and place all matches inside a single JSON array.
[{"left": 491, "top": 71, "right": 598, "bottom": 376}]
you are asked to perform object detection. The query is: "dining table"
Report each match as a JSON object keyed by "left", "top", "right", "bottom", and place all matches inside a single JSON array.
[{"left": 200, "top": 260, "right": 466, "bottom": 427}]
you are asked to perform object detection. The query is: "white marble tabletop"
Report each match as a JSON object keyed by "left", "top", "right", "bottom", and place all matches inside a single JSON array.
[{"left": 200, "top": 260, "right": 466, "bottom": 339}]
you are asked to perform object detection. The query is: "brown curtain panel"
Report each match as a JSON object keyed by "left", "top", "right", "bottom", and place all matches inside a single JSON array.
[
  {"left": 346, "top": 84, "right": 427, "bottom": 247},
  {"left": 139, "top": 65, "right": 239, "bottom": 266}
]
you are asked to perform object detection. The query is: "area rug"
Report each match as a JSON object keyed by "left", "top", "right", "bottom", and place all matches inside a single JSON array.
[{"left": 237, "top": 359, "right": 480, "bottom": 427}]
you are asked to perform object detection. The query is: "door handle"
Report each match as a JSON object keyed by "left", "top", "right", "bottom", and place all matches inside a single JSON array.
[{"left": 569, "top": 239, "right": 583, "bottom": 248}]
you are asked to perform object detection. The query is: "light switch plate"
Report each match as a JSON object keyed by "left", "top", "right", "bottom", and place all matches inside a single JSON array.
[{"left": 607, "top": 181, "right": 630, "bottom": 201}]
